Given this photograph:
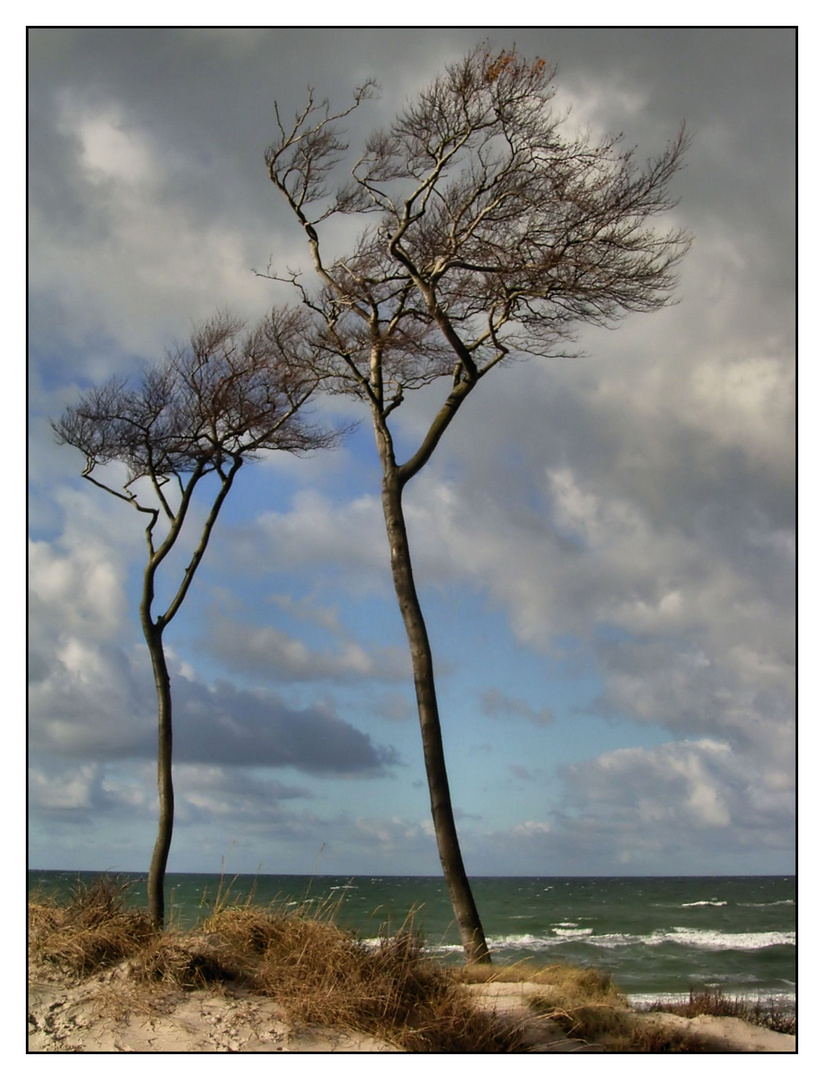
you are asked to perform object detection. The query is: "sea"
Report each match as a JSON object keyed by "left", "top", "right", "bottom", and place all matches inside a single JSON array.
[{"left": 28, "top": 871, "right": 796, "bottom": 1014}]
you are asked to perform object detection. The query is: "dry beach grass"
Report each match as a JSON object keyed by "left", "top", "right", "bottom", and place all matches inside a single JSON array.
[{"left": 28, "top": 876, "right": 796, "bottom": 1053}]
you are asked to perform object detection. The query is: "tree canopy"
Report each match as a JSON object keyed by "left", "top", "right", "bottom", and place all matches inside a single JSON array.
[{"left": 265, "top": 45, "right": 689, "bottom": 489}]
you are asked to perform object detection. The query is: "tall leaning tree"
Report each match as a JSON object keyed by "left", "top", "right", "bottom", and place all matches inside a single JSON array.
[
  {"left": 264, "top": 45, "right": 690, "bottom": 963},
  {"left": 53, "top": 309, "right": 340, "bottom": 927}
]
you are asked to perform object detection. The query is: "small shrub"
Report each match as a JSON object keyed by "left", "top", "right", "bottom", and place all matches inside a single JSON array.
[
  {"left": 644, "top": 987, "right": 796, "bottom": 1036},
  {"left": 605, "top": 1023, "right": 718, "bottom": 1053},
  {"left": 29, "top": 876, "right": 155, "bottom": 976}
]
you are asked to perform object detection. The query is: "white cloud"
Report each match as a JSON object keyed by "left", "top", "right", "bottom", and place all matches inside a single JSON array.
[
  {"left": 28, "top": 496, "right": 131, "bottom": 639},
  {"left": 688, "top": 354, "right": 794, "bottom": 463},
  {"left": 354, "top": 816, "right": 431, "bottom": 847},
  {"left": 562, "top": 737, "right": 787, "bottom": 836},
  {"left": 62, "top": 99, "right": 158, "bottom": 186},
  {"left": 29, "top": 764, "right": 101, "bottom": 812},
  {"left": 512, "top": 820, "right": 552, "bottom": 837},
  {"left": 227, "top": 490, "right": 389, "bottom": 593}
]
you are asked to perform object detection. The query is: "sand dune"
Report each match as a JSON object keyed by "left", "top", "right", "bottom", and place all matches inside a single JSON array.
[{"left": 28, "top": 968, "right": 795, "bottom": 1053}]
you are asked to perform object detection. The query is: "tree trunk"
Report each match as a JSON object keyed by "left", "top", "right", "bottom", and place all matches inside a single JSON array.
[
  {"left": 381, "top": 467, "right": 491, "bottom": 964},
  {"left": 144, "top": 624, "right": 174, "bottom": 928}
]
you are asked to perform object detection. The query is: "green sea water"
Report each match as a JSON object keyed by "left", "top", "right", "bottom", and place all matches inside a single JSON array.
[{"left": 29, "top": 871, "right": 796, "bottom": 1010}]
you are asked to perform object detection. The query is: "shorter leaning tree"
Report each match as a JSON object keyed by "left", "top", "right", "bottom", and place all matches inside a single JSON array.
[{"left": 53, "top": 309, "right": 340, "bottom": 927}]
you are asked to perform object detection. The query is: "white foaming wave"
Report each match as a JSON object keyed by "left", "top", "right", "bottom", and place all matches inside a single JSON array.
[
  {"left": 665, "top": 928, "right": 796, "bottom": 951},
  {"left": 741, "top": 899, "right": 796, "bottom": 908},
  {"left": 680, "top": 899, "right": 727, "bottom": 907},
  {"left": 423, "top": 942, "right": 466, "bottom": 956},
  {"left": 404, "top": 926, "right": 796, "bottom": 957},
  {"left": 481, "top": 927, "right": 796, "bottom": 953},
  {"left": 369, "top": 937, "right": 466, "bottom": 955},
  {"left": 486, "top": 933, "right": 560, "bottom": 951},
  {"left": 589, "top": 928, "right": 796, "bottom": 951},
  {"left": 481, "top": 930, "right": 596, "bottom": 951}
]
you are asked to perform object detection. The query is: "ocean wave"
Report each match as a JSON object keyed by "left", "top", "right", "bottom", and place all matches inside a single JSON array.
[
  {"left": 485, "top": 933, "right": 558, "bottom": 951},
  {"left": 680, "top": 899, "right": 727, "bottom": 907},
  {"left": 663, "top": 928, "right": 796, "bottom": 951},
  {"left": 595, "top": 928, "right": 796, "bottom": 951},
  {"left": 740, "top": 899, "right": 796, "bottom": 908},
  {"left": 480, "top": 928, "right": 796, "bottom": 953},
  {"left": 368, "top": 938, "right": 467, "bottom": 955}
]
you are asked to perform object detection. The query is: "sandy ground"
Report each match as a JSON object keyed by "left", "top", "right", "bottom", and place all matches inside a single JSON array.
[
  {"left": 28, "top": 968, "right": 796, "bottom": 1053},
  {"left": 27, "top": 969, "right": 399, "bottom": 1053},
  {"left": 462, "top": 982, "right": 796, "bottom": 1053}
]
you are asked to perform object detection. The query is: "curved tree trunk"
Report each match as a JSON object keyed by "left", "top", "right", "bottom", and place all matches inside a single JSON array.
[
  {"left": 381, "top": 467, "right": 491, "bottom": 964},
  {"left": 144, "top": 623, "right": 174, "bottom": 928},
  {"left": 137, "top": 461, "right": 241, "bottom": 929}
]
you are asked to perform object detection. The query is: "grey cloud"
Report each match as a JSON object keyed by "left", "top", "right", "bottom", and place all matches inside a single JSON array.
[
  {"left": 27, "top": 28, "right": 479, "bottom": 371},
  {"left": 160, "top": 764, "right": 314, "bottom": 829},
  {"left": 588, "top": 633, "right": 795, "bottom": 750},
  {"left": 29, "top": 504, "right": 399, "bottom": 778},
  {"left": 171, "top": 678, "right": 397, "bottom": 776},
  {"left": 29, "top": 638, "right": 153, "bottom": 761},
  {"left": 390, "top": 308, "right": 794, "bottom": 746},
  {"left": 28, "top": 761, "right": 129, "bottom": 822},
  {"left": 200, "top": 611, "right": 409, "bottom": 684},
  {"left": 480, "top": 687, "right": 554, "bottom": 727},
  {"left": 30, "top": 632, "right": 397, "bottom": 777}
]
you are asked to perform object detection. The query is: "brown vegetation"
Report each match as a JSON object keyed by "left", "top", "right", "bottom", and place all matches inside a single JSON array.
[
  {"left": 29, "top": 877, "right": 155, "bottom": 976},
  {"left": 29, "top": 877, "right": 794, "bottom": 1052},
  {"left": 454, "top": 959, "right": 795, "bottom": 1051},
  {"left": 642, "top": 987, "right": 796, "bottom": 1037},
  {"left": 29, "top": 878, "right": 521, "bottom": 1051}
]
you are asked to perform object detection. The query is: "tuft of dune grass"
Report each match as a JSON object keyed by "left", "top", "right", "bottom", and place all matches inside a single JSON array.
[
  {"left": 29, "top": 876, "right": 156, "bottom": 976},
  {"left": 197, "top": 905, "right": 519, "bottom": 1051}
]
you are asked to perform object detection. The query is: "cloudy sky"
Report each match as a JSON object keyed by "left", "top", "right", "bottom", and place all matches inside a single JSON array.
[{"left": 28, "top": 27, "right": 796, "bottom": 879}]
